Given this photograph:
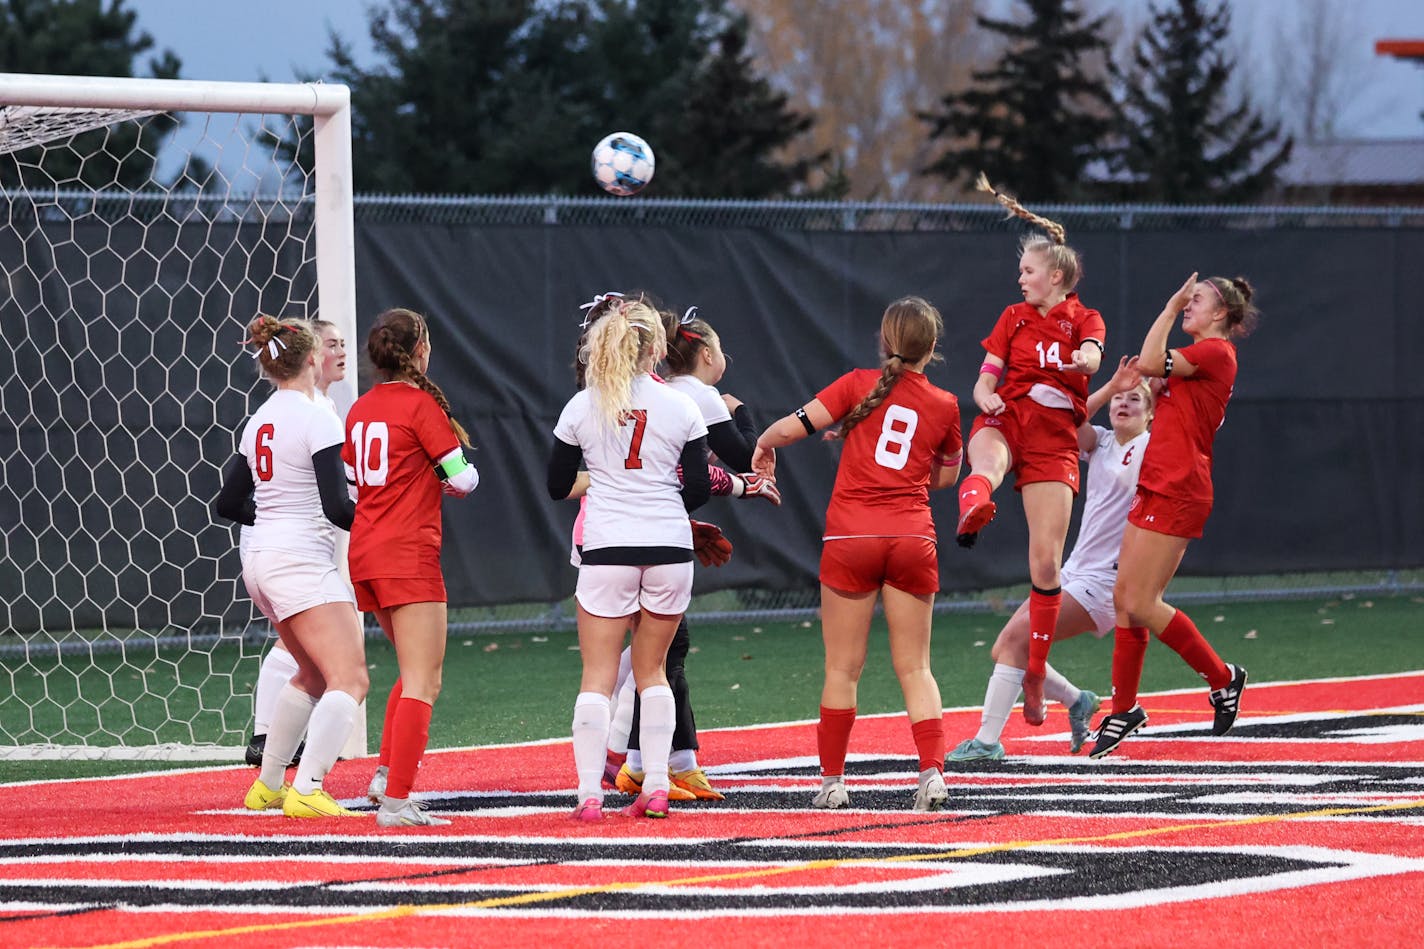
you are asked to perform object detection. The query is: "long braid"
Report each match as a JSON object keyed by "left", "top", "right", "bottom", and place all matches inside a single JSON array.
[
  {"left": 830, "top": 296, "right": 944, "bottom": 442},
  {"left": 975, "top": 172, "right": 1067, "bottom": 245},
  {"left": 367, "top": 308, "right": 472, "bottom": 447},
  {"left": 830, "top": 362, "right": 902, "bottom": 441}
]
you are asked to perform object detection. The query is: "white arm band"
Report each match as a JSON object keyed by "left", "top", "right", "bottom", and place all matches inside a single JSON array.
[
  {"left": 344, "top": 462, "right": 359, "bottom": 502},
  {"left": 437, "top": 448, "right": 480, "bottom": 494}
]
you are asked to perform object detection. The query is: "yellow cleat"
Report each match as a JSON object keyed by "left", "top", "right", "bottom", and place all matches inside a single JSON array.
[
  {"left": 671, "top": 768, "right": 726, "bottom": 801},
  {"left": 614, "top": 763, "right": 644, "bottom": 795},
  {"left": 283, "top": 787, "right": 359, "bottom": 818},
  {"left": 244, "top": 778, "right": 288, "bottom": 811},
  {"left": 615, "top": 764, "right": 695, "bottom": 800}
]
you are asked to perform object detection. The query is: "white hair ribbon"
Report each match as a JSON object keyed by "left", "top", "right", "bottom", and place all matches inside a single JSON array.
[
  {"left": 251, "top": 335, "right": 289, "bottom": 360},
  {"left": 680, "top": 306, "right": 699, "bottom": 325},
  {"left": 577, "top": 291, "right": 625, "bottom": 329}
]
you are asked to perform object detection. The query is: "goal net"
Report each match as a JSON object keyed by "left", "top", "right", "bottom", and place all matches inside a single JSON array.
[{"left": 0, "top": 74, "right": 356, "bottom": 759}]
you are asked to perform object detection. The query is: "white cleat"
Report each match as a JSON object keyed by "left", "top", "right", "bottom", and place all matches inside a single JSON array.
[{"left": 377, "top": 796, "right": 450, "bottom": 827}]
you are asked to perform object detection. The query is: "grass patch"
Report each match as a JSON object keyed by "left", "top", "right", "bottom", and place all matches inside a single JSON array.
[{"left": 5, "top": 593, "right": 1422, "bottom": 785}]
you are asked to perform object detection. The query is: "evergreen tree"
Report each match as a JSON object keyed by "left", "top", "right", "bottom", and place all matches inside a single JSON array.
[
  {"left": 305, "top": 0, "right": 822, "bottom": 197},
  {"left": 0, "top": 0, "right": 186, "bottom": 190},
  {"left": 919, "top": 0, "right": 1117, "bottom": 202},
  {"left": 1114, "top": 0, "right": 1291, "bottom": 203}
]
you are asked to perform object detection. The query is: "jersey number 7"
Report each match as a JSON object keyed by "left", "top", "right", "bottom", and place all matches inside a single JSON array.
[{"left": 623, "top": 409, "right": 648, "bottom": 470}]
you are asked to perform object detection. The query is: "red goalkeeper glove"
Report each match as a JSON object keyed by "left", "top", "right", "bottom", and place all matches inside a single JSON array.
[{"left": 690, "top": 519, "right": 733, "bottom": 568}]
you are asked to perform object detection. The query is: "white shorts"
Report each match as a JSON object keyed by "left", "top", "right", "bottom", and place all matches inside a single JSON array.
[
  {"left": 1061, "top": 566, "right": 1116, "bottom": 637},
  {"left": 575, "top": 562, "right": 695, "bottom": 618},
  {"left": 243, "top": 549, "right": 356, "bottom": 623}
]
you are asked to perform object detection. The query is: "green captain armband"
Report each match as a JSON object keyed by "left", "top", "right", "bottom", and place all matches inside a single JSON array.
[{"left": 438, "top": 449, "right": 471, "bottom": 479}]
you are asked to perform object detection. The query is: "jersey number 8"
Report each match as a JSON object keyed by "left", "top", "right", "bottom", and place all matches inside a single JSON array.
[
  {"left": 874, "top": 405, "right": 918, "bottom": 471},
  {"left": 350, "top": 420, "right": 390, "bottom": 486}
]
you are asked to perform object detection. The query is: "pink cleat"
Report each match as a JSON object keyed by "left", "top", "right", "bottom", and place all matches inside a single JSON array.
[
  {"left": 572, "top": 796, "right": 604, "bottom": 822},
  {"left": 620, "top": 789, "right": 670, "bottom": 819}
]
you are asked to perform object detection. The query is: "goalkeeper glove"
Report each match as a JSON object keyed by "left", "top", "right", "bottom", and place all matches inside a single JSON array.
[
  {"left": 734, "top": 472, "right": 781, "bottom": 506},
  {"left": 690, "top": 519, "right": 733, "bottom": 567}
]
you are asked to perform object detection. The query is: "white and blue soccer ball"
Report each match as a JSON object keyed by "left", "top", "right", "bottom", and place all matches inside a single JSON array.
[{"left": 591, "top": 132, "right": 655, "bottom": 196}]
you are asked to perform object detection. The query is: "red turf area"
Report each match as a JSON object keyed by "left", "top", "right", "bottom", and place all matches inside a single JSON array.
[{"left": 3, "top": 673, "right": 1423, "bottom": 948}]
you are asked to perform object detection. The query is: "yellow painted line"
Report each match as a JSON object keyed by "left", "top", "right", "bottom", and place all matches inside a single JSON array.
[{"left": 58, "top": 796, "right": 1424, "bottom": 949}]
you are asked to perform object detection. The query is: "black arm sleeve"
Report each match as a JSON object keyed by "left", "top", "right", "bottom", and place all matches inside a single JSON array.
[
  {"left": 733, "top": 403, "right": 757, "bottom": 444},
  {"left": 212, "top": 454, "right": 256, "bottom": 526},
  {"left": 679, "top": 435, "right": 711, "bottom": 513},
  {"left": 706, "top": 410, "right": 756, "bottom": 472},
  {"left": 313, "top": 444, "right": 355, "bottom": 530},
  {"left": 547, "top": 437, "right": 583, "bottom": 500}
]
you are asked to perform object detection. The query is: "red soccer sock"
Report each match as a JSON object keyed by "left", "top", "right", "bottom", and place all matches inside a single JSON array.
[
  {"left": 385, "top": 696, "right": 433, "bottom": 800},
  {"left": 958, "top": 473, "right": 995, "bottom": 518},
  {"left": 1027, "top": 586, "right": 1061, "bottom": 676},
  {"left": 817, "top": 705, "right": 857, "bottom": 777},
  {"left": 910, "top": 716, "right": 945, "bottom": 773},
  {"left": 377, "top": 678, "right": 403, "bottom": 767},
  {"left": 1157, "top": 609, "right": 1230, "bottom": 690},
  {"left": 1111, "top": 626, "right": 1150, "bottom": 714}
]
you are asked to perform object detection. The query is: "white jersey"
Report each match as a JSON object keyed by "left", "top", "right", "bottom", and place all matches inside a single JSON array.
[
  {"left": 239, "top": 389, "right": 344, "bottom": 560},
  {"left": 1063, "top": 426, "right": 1149, "bottom": 576},
  {"left": 239, "top": 388, "right": 346, "bottom": 561},
  {"left": 664, "top": 374, "right": 731, "bottom": 427},
  {"left": 554, "top": 374, "right": 708, "bottom": 551}
]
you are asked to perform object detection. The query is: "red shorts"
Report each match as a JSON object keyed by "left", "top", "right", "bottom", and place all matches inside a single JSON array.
[
  {"left": 352, "top": 576, "right": 447, "bottom": 612},
  {"left": 1127, "top": 486, "right": 1212, "bottom": 539},
  {"left": 969, "top": 399, "right": 1080, "bottom": 493},
  {"left": 820, "top": 536, "right": 939, "bottom": 595}
]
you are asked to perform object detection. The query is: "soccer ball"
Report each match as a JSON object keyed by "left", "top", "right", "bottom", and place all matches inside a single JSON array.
[{"left": 592, "top": 132, "right": 655, "bottom": 196}]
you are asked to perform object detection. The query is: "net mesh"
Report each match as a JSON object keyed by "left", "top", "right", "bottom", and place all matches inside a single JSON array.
[{"left": 0, "top": 106, "right": 319, "bottom": 755}]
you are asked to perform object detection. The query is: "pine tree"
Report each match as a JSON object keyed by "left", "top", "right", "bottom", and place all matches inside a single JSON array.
[
  {"left": 301, "top": 0, "right": 822, "bottom": 197},
  {"left": 0, "top": 0, "right": 186, "bottom": 190},
  {"left": 920, "top": 0, "right": 1117, "bottom": 202},
  {"left": 1114, "top": 0, "right": 1292, "bottom": 203}
]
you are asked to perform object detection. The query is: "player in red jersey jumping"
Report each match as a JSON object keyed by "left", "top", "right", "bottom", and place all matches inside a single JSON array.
[
  {"left": 1090, "top": 273, "right": 1259, "bottom": 757},
  {"left": 954, "top": 176, "right": 1104, "bottom": 727},
  {"left": 343, "top": 308, "right": 480, "bottom": 826},
  {"left": 753, "top": 297, "right": 961, "bottom": 811}
]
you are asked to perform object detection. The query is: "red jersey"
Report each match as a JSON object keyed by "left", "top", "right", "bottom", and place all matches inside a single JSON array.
[
  {"left": 817, "top": 369, "right": 962, "bottom": 540},
  {"left": 342, "top": 382, "right": 461, "bottom": 580},
  {"left": 981, "top": 294, "right": 1106, "bottom": 425},
  {"left": 1137, "top": 337, "right": 1237, "bottom": 503}
]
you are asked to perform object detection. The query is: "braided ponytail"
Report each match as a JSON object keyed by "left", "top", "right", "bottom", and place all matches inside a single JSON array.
[
  {"left": 976, "top": 173, "right": 1083, "bottom": 290},
  {"left": 829, "top": 296, "right": 944, "bottom": 441},
  {"left": 366, "top": 308, "right": 472, "bottom": 447}
]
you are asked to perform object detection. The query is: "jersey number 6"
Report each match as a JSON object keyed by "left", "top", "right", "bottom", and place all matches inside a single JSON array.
[{"left": 350, "top": 420, "right": 390, "bottom": 486}]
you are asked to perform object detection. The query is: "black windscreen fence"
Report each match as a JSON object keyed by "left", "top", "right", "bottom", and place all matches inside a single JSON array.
[{"left": 2, "top": 210, "right": 1418, "bottom": 632}]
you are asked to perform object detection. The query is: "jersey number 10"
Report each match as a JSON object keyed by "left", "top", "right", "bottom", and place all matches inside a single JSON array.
[{"left": 350, "top": 421, "right": 389, "bottom": 486}]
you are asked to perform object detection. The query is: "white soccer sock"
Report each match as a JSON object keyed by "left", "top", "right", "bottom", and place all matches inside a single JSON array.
[
  {"left": 572, "top": 692, "right": 611, "bottom": 802},
  {"left": 668, "top": 748, "right": 698, "bottom": 772},
  {"left": 636, "top": 685, "right": 675, "bottom": 795},
  {"left": 975, "top": 663, "right": 1026, "bottom": 746},
  {"left": 606, "top": 664, "right": 637, "bottom": 757},
  {"left": 1041, "top": 663, "right": 1081, "bottom": 707},
  {"left": 293, "top": 690, "right": 359, "bottom": 795},
  {"left": 626, "top": 749, "right": 643, "bottom": 772},
  {"left": 260, "top": 683, "right": 317, "bottom": 790},
  {"left": 252, "top": 646, "right": 299, "bottom": 735}
]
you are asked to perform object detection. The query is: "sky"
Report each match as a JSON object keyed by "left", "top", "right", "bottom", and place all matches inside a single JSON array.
[{"left": 121, "top": 0, "right": 1424, "bottom": 139}]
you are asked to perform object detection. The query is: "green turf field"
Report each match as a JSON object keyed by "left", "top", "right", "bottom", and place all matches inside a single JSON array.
[{"left": 4, "top": 592, "right": 1422, "bottom": 784}]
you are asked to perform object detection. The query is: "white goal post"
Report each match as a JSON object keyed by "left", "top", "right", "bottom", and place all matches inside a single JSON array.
[{"left": 0, "top": 73, "right": 358, "bottom": 759}]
